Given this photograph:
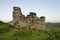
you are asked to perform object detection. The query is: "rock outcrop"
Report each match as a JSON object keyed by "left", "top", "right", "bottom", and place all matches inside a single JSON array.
[{"left": 9, "top": 7, "right": 46, "bottom": 30}]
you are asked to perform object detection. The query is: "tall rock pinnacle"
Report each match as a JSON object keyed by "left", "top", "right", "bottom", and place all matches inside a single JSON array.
[{"left": 8, "top": 7, "right": 46, "bottom": 30}]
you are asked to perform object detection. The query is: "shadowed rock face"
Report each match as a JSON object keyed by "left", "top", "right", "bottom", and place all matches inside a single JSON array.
[{"left": 9, "top": 7, "right": 46, "bottom": 30}]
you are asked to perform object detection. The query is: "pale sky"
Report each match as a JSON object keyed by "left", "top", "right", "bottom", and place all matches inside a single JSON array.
[{"left": 0, "top": 0, "right": 60, "bottom": 23}]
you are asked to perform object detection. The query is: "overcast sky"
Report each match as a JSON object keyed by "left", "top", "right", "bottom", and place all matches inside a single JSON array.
[{"left": 0, "top": 0, "right": 60, "bottom": 23}]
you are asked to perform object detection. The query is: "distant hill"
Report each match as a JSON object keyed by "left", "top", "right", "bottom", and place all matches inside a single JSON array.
[{"left": 46, "top": 22, "right": 60, "bottom": 27}]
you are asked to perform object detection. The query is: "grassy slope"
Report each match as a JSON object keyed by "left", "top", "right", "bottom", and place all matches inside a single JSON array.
[{"left": 0, "top": 21, "right": 60, "bottom": 40}]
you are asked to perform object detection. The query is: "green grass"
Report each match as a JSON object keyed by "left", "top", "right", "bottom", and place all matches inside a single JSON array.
[{"left": 0, "top": 21, "right": 60, "bottom": 40}]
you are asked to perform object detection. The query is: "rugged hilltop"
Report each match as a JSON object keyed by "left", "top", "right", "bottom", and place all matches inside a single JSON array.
[{"left": 9, "top": 7, "right": 46, "bottom": 30}]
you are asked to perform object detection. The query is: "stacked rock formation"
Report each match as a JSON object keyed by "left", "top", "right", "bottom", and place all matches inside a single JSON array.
[{"left": 9, "top": 7, "right": 46, "bottom": 30}]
